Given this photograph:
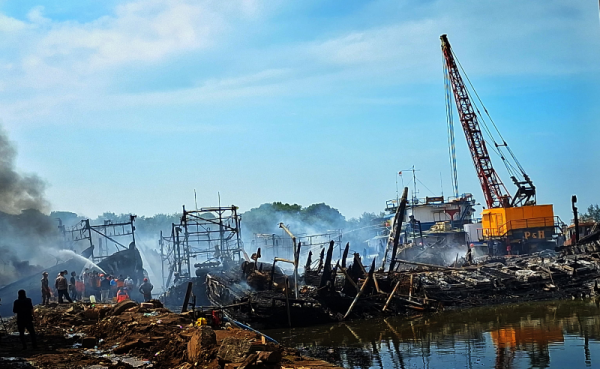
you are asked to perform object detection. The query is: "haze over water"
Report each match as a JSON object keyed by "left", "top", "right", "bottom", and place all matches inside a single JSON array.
[{"left": 265, "top": 300, "right": 600, "bottom": 369}]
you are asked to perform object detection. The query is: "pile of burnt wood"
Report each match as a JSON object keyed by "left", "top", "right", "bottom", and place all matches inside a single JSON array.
[{"left": 203, "top": 240, "right": 600, "bottom": 329}]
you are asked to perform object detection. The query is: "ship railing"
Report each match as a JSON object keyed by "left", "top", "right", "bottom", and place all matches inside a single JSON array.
[
  {"left": 484, "top": 216, "right": 562, "bottom": 238},
  {"left": 385, "top": 193, "right": 474, "bottom": 212}
]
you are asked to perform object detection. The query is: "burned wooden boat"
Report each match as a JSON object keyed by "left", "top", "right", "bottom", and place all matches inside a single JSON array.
[
  {"left": 204, "top": 235, "right": 600, "bottom": 330},
  {"left": 203, "top": 241, "right": 430, "bottom": 328},
  {"left": 181, "top": 200, "right": 600, "bottom": 329},
  {"left": 205, "top": 260, "right": 336, "bottom": 329}
]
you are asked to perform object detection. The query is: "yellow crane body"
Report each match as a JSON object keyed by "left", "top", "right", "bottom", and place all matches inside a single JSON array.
[{"left": 482, "top": 205, "right": 555, "bottom": 241}]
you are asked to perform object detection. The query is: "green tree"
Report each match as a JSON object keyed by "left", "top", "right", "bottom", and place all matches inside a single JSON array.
[
  {"left": 346, "top": 212, "right": 380, "bottom": 229},
  {"left": 344, "top": 212, "right": 386, "bottom": 252},
  {"left": 301, "top": 203, "right": 346, "bottom": 231},
  {"left": 272, "top": 202, "right": 302, "bottom": 213},
  {"left": 582, "top": 204, "right": 600, "bottom": 222},
  {"left": 242, "top": 203, "right": 292, "bottom": 235},
  {"left": 242, "top": 202, "right": 345, "bottom": 236}
]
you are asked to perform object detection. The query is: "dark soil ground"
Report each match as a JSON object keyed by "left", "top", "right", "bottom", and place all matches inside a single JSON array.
[{"left": 0, "top": 301, "right": 340, "bottom": 369}]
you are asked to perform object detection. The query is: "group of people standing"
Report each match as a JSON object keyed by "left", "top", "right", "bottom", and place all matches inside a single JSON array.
[
  {"left": 80, "top": 269, "right": 137, "bottom": 303},
  {"left": 11, "top": 270, "right": 155, "bottom": 351},
  {"left": 41, "top": 270, "right": 73, "bottom": 304},
  {"left": 41, "top": 269, "right": 154, "bottom": 304}
]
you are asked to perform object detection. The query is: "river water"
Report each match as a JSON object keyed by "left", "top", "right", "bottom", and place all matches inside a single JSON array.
[{"left": 265, "top": 299, "right": 600, "bottom": 369}]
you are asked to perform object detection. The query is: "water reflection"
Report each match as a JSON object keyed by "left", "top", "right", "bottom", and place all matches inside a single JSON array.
[
  {"left": 266, "top": 300, "right": 600, "bottom": 369},
  {"left": 490, "top": 326, "right": 563, "bottom": 368}
]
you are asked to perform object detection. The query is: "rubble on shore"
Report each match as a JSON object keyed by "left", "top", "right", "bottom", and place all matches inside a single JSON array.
[{"left": 0, "top": 301, "right": 341, "bottom": 369}]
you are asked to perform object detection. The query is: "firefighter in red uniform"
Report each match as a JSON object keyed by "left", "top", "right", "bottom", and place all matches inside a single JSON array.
[{"left": 116, "top": 287, "right": 130, "bottom": 303}]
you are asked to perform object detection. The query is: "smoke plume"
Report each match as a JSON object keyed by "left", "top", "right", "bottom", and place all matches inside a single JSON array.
[
  {"left": 0, "top": 126, "right": 48, "bottom": 213},
  {"left": 0, "top": 125, "right": 57, "bottom": 287}
]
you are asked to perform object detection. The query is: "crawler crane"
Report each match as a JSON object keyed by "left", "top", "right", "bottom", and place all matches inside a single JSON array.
[{"left": 441, "top": 34, "right": 556, "bottom": 255}]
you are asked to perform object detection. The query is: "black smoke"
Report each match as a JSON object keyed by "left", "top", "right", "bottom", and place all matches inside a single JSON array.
[
  {"left": 0, "top": 126, "right": 58, "bottom": 286},
  {"left": 0, "top": 126, "right": 48, "bottom": 213}
]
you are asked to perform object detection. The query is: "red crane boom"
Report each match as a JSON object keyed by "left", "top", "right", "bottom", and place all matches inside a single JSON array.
[{"left": 440, "top": 34, "right": 510, "bottom": 209}]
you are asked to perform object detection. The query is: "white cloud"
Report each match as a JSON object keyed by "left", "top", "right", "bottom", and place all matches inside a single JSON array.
[
  {"left": 26, "top": 6, "right": 50, "bottom": 25},
  {"left": 0, "top": 0, "right": 598, "bottom": 130},
  {"left": 199, "top": 68, "right": 291, "bottom": 89},
  {"left": 0, "top": 0, "right": 238, "bottom": 93},
  {"left": 113, "top": 68, "right": 293, "bottom": 107},
  {"left": 0, "top": 0, "right": 271, "bottom": 126},
  {"left": 41, "top": 2, "right": 219, "bottom": 68},
  {"left": 309, "top": 20, "right": 438, "bottom": 67},
  {"left": 0, "top": 13, "right": 26, "bottom": 33},
  {"left": 305, "top": 0, "right": 600, "bottom": 78},
  {"left": 305, "top": 20, "right": 443, "bottom": 86}
]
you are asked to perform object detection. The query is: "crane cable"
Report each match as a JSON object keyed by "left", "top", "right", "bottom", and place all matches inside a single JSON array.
[
  {"left": 445, "top": 50, "right": 509, "bottom": 173},
  {"left": 452, "top": 49, "right": 528, "bottom": 180},
  {"left": 452, "top": 50, "right": 517, "bottom": 177},
  {"left": 443, "top": 57, "right": 459, "bottom": 198},
  {"left": 445, "top": 49, "right": 519, "bottom": 189}
]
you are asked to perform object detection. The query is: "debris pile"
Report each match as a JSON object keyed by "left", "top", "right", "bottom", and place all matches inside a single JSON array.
[
  {"left": 415, "top": 253, "right": 600, "bottom": 307},
  {"left": 0, "top": 301, "right": 341, "bottom": 369},
  {"left": 205, "top": 247, "right": 600, "bottom": 328}
]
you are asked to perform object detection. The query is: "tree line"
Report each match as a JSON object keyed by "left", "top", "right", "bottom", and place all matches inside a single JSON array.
[{"left": 50, "top": 202, "right": 385, "bottom": 246}]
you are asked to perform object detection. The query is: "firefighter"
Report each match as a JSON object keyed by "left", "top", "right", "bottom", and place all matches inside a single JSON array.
[
  {"left": 116, "top": 287, "right": 130, "bottom": 303},
  {"left": 69, "top": 271, "right": 77, "bottom": 300},
  {"left": 139, "top": 278, "right": 154, "bottom": 302},
  {"left": 100, "top": 275, "right": 111, "bottom": 303},
  {"left": 55, "top": 271, "right": 72, "bottom": 303},
  {"left": 75, "top": 276, "right": 85, "bottom": 300},
  {"left": 41, "top": 272, "right": 51, "bottom": 305}
]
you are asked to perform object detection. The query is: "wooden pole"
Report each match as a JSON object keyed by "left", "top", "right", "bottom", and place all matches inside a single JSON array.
[
  {"left": 343, "top": 275, "right": 370, "bottom": 320},
  {"left": 292, "top": 238, "right": 298, "bottom": 298},
  {"left": 382, "top": 280, "right": 401, "bottom": 312},
  {"left": 358, "top": 257, "right": 381, "bottom": 293},
  {"left": 372, "top": 273, "right": 382, "bottom": 294},
  {"left": 304, "top": 251, "right": 313, "bottom": 272},
  {"left": 317, "top": 248, "right": 325, "bottom": 273},
  {"left": 389, "top": 187, "right": 409, "bottom": 272},
  {"left": 254, "top": 247, "right": 261, "bottom": 270},
  {"left": 269, "top": 259, "right": 277, "bottom": 290},
  {"left": 284, "top": 277, "right": 292, "bottom": 328},
  {"left": 409, "top": 274, "right": 413, "bottom": 301},
  {"left": 181, "top": 282, "right": 193, "bottom": 313},
  {"left": 319, "top": 241, "right": 335, "bottom": 288},
  {"left": 572, "top": 195, "right": 579, "bottom": 245},
  {"left": 160, "top": 231, "right": 164, "bottom": 291},
  {"left": 368, "top": 258, "right": 381, "bottom": 294},
  {"left": 278, "top": 223, "right": 299, "bottom": 298},
  {"left": 339, "top": 266, "right": 359, "bottom": 291},
  {"left": 341, "top": 242, "right": 350, "bottom": 268}
]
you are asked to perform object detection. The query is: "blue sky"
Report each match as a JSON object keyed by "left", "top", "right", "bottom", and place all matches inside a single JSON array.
[{"left": 0, "top": 0, "right": 598, "bottom": 221}]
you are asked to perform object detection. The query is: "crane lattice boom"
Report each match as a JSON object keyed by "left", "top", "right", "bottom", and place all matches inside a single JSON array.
[{"left": 440, "top": 34, "right": 510, "bottom": 209}]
